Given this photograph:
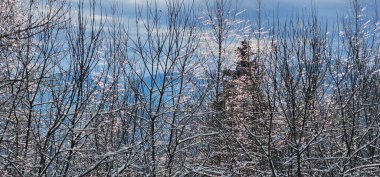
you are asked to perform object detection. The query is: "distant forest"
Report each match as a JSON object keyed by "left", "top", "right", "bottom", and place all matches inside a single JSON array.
[{"left": 0, "top": 0, "right": 379, "bottom": 176}]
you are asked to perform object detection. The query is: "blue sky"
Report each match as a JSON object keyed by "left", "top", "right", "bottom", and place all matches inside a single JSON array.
[
  {"left": 91, "top": 0, "right": 378, "bottom": 27},
  {"left": 242, "top": 0, "right": 348, "bottom": 18},
  {"left": 100, "top": 0, "right": 376, "bottom": 15},
  {"left": 239, "top": 0, "right": 378, "bottom": 24}
]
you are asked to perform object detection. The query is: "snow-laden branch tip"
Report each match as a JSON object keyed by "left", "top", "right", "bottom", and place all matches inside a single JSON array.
[{"left": 178, "top": 132, "right": 219, "bottom": 144}]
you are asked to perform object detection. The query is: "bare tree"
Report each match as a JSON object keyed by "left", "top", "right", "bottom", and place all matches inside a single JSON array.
[
  {"left": 1, "top": 0, "right": 379, "bottom": 176},
  {"left": 125, "top": 0, "right": 206, "bottom": 175}
]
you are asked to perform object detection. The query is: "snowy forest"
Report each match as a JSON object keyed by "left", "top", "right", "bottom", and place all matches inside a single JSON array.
[{"left": 0, "top": 0, "right": 379, "bottom": 176}]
